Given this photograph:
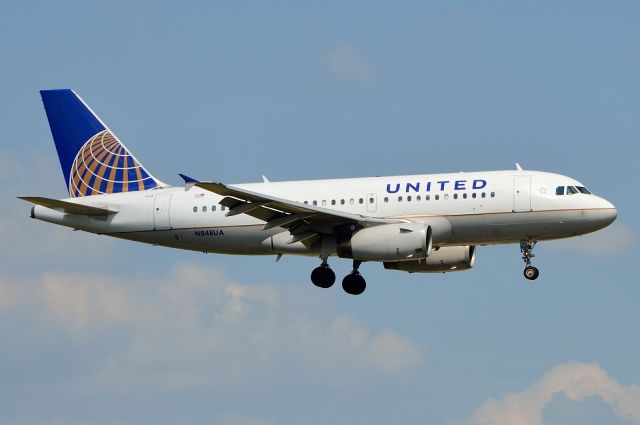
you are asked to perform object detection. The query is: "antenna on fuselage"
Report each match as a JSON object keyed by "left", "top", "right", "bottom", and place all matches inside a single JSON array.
[{"left": 515, "top": 163, "right": 524, "bottom": 171}]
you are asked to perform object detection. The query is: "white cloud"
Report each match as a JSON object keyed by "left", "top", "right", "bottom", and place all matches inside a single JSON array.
[
  {"left": 459, "top": 362, "right": 640, "bottom": 425},
  {"left": 324, "top": 43, "right": 380, "bottom": 82},
  {"left": 2, "top": 263, "right": 425, "bottom": 393},
  {"left": 544, "top": 221, "right": 635, "bottom": 258}
]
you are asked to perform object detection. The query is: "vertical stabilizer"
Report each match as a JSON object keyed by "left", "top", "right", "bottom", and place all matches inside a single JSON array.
[{"left": 40, "top": 89, "right": 164, "bottom": 197}]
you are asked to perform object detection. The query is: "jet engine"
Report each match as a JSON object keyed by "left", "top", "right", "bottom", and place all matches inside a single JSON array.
[
  {"left": 383, "top": 245, "right": 476, "bottom": 273},
  {"left": 337, "top": 218, "right": 452, "bottom": 262}
]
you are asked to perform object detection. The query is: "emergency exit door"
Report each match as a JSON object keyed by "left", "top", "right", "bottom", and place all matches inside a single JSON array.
[{"left": 366, "top": 193, "right": 377, "bottom": 213}]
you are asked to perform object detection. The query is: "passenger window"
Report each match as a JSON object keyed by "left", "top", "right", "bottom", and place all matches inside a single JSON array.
[
  {"left": 481, "top": 192, "right": 486, "bottom": 198},
  {"left": 369, "top": 197, "right": 374, "bottom": 204},
  {"left": 304, "top": 201, "right": 308, "bottom": 204},
  {"left": 407, "top": 196, "right": 412, "bottom": 202},
  {"left": 472, "top": 193, "right": 476, "bottom": 198},
  {"left": 453, "top": 194, "right": 458, "bottom": 200},
  {"left": 556, "top": 186, "right": 564, "bottom": 195},
  {"left": 444, "top": 194, "right": 449, "bottom": 200},
  {"left": 359, "top": 198, "right": 364, "bottom": 204},
  {"left": 435, "top": 195, "right": 440, "bottom": 200},
  {"left": 322, "top": 200, "right": 327, "bottom": 206},
  {"left": 463, "top": 193, "right": 467, "bottom": 199},
  {"left": 416, "top": 195, "right": 421, "bottom": 201},
  {"left": 331, "top": 200, "right": 336, "bottom": 205},
  {"left": 490, "top": 192, "right": 495, "bottom": 198},
  {"left": 313, "top": 200, "right": 318, "bottom": 206},
  {"left": 398, "top": 196, "right": 403, "bottom": 202},
  {"left": 202, "top": 206, "right": 207, "bottom": 212},
  {"left": 426, "top": 195, "right": 430, "bottom": 201},
  {"left": 221, "top": 206, "right": 226, "bottom": 211},
  {"left": 212, "top": 205, "right": 216, "bottom": 211},
  {"left": 349, "top": 199, "right": 355, "bottom": 205},
  {"left": 341, "top": 199, "right": 345, "bottom": 205},
  {"left": 193, "top": 206, "right": 198, "bottom": 212},
  {"left": 384, "top": 197, "right": 389, "bottom": 203}
]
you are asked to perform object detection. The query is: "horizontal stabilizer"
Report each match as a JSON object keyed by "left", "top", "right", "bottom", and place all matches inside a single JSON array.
[{"left": 18, "top": 196, "right": 118, "bottom": 216}]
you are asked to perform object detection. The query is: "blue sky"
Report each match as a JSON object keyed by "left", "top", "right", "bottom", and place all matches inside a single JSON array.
[{"left": 1, "top": 1, "right": 639, "bottom": 424}]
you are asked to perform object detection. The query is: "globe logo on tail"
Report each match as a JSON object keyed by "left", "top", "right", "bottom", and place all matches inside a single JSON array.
[{"left": 69, "top": 130, "right": 159, "bottom": 197}]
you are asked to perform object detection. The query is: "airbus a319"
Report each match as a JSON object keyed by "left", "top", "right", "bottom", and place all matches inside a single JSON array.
[{"left": 20, "top": 90, "right": 617, "bottom": 295}]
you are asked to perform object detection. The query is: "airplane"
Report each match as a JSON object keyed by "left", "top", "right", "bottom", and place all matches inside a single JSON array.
[{"left": 20, "top": 89, "right": 618, "bottom": 295}]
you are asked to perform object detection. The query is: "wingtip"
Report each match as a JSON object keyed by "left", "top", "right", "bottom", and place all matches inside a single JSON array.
[{"left": 179, "top": 173, "right": 199, "bottom": 183}]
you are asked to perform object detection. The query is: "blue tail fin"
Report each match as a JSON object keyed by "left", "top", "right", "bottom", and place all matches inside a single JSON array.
[{"left": 40, "top": 89, "right": 163, "bottom": 198}]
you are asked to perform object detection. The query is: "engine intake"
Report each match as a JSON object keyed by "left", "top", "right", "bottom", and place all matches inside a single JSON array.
[{"left": 384, "top": 245, "right": 476, "bottom": 273}]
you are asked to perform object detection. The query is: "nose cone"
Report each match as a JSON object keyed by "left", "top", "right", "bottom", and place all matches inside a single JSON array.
[
  {"left": 595, "top": 197, "right": 617, "bottom": 228},
  {"left": 603, "top": 198, "right": 617, "bottom": 223}
]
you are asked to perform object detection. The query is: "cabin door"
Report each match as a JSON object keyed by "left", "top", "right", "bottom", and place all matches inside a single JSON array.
[
  {"left": 153, "top": 194, "right": 172, "bottom": 230},
  {"left": 513, "top": 176, "right": 532, "bottom": 212}
]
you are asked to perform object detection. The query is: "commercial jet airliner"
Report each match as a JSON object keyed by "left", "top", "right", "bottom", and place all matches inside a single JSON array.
[{"left": 20, "top": 90, "right": 617, "bottom": 295}]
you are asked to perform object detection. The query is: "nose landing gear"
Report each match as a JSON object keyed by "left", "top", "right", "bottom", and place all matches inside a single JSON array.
[{"left": 520, "top": 240, "right": 540, "bottom": 280}]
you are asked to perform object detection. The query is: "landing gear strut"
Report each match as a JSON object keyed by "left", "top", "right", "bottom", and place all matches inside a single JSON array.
[
  {"left": 311, "top": 258, "right": 336, "bottom": 289},
  {"left": 342, "top": 260, "right": 366, "bottom": 295},
  {"left": 520, "top": 240, "right": 540, "bottom": 281}
]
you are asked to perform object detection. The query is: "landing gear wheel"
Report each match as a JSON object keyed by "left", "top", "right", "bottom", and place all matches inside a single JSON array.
[
  {"left": 523, "top": 266, "right": 539, "bottom": 280},
  {"left": 520, "top": 240, "right": 540, "bottom": 281},
  {"left": 342, "top": 273, "right": 366, "bottom": 295},
  {"left": 311, "top": 266, "right": 335, "bottom": 289}
]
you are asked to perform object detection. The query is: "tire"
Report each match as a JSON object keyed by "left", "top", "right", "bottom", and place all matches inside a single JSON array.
[
  {"left": 311, "top": 267, "right": 335, "bottom": 288},
  {"left": 342, "top": 274, "right": 366, "bottom": 295},
  {"left": 523, "top": 266, "right": 539, "bottom": 280}
]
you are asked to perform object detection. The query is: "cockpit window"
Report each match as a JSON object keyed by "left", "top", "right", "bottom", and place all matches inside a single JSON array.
[
  {"left": 577, "top": 186, "right": 591, "bottom": 195},
  {"left": 566, "top": 186, "right": 578, "bottom": 195},
  {"left": 556, "top": 186, "right": 564, "bottom": 195}
]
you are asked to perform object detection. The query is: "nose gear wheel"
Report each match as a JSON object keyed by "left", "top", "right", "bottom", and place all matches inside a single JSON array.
[{"left": 520, "top": 240, "right": 540, "bottom": 281}]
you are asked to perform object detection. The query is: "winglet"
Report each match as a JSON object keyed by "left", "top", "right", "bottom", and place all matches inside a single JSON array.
[
  {"left": 179, "top": 173, "right": 199, "bottom": 191},
  {"left": 179, "top": 173, "right": 199, "bottom": 183}
]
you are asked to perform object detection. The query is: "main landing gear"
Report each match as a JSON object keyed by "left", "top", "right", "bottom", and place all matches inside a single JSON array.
[
  {"left": 342, "top": 260, "right": 366, "bottom": 296},
  {"left": 310, "top": 259, "right": 366, "bottom": 295},
  {"left": 311, "top": 259, "right": 336, "bottom": 289},
  {"left": 520, "top": 240, "right": 540, "bottom": 281}
]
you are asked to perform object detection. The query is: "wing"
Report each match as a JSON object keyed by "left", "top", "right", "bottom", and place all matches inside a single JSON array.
[
  {"left": 194, "top": 182, "right": 403, "bottom": 246},
  {"left": 18, "top": 196, "right": 118, "bottom": 216}
]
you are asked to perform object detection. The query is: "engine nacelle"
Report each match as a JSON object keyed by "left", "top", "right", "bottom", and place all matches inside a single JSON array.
[
  {"left": 384, "top": 246, "right": 476, "bottom": 273},
  {"left": 337, "top": 219, "right": 452, "bottom": 261}
]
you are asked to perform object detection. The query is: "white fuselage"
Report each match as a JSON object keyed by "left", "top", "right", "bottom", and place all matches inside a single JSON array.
[{"left": 32, "top": 170, "right": 617, "bottom": 258}]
